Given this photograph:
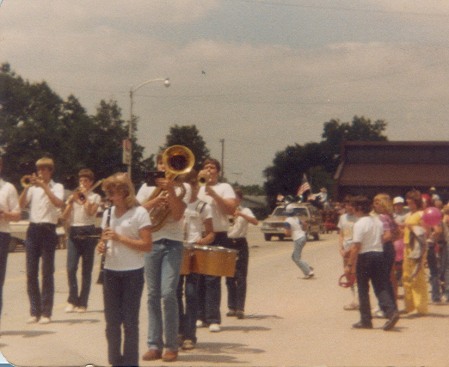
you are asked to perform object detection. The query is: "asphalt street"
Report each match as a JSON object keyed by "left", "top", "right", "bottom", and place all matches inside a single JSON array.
[{"left": 1, "top": 226, "right": 449, "bottom": 366}]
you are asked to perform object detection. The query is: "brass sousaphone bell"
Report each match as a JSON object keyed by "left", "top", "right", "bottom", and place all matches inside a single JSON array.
[{"left": 148, "top": 145, "right": 195, "bottom": 231}]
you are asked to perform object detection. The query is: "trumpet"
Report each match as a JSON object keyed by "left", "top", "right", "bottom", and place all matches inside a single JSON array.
[
  {"left": 20, "top": 174, "right": 41, "bottom": 188},
  {"left": 198, "top": 170, "right": 210, "bottom": 186}
]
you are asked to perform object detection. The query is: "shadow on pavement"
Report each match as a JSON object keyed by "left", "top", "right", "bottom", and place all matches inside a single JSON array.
[{"left": 0, "top": 329, "right": 54, "bottom": 338}]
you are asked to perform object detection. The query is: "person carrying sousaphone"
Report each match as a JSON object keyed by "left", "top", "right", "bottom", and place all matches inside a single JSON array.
[
  {"left": 18, "top": 156, "right": 65, "bottom": 325},
  {"left": 137, "top": 149, "right": 192, "bottom": 363},
  {"left": 61, "top": 168, "right": 101, "bottom": 313}
]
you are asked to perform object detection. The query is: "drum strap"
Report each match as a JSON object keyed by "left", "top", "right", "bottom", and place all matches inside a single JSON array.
[{"left": 195, "top": 200, "right": 207, "bottom": 214}]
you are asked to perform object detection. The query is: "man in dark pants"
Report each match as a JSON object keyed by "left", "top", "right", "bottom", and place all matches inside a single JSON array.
[
  {"left": 19, "top": 157, "right": 64, "bottom": 325},
  {"left": 226, "top": 188, "right": 258, "bottom": 319},
  {"left": 345, "top": 196, "right": 399, "bottom": 331}
]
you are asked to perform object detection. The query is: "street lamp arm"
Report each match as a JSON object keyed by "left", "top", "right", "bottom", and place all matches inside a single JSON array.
[{"left": 131, "top": 78, "right": 170, "bottom": 94}]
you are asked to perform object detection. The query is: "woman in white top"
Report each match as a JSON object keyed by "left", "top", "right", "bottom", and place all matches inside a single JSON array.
[
  {"left": 61, "top": 169, "right": 101, "bottom": 313},
  {"left": 97, "top": 173, "right": 152, "bottom": 367}
]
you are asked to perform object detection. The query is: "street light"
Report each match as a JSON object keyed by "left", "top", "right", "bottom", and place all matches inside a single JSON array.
[{"left": 127, "top": 77, "right": 170, "bottom": 176}]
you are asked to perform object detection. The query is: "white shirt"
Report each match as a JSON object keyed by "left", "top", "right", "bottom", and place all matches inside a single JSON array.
[
  {"left": 228, "top": 207, "right": 255, "bottom": 239},
  {"left": 352, "top": 215, "right": 384, "bottom": 254},
  {"left": 71, "top": 192, "right": 101, "bottom": 226},
  {"left": 285, "top": 216, "right": 306, "bottom": 241},
  {"left": 184, "top": 199, "right": 212, "bottom": 244},
  {"left": 198, "top": 182, "right": 235, "bottom": 232},
  {"left": 26, "top": 180, "right": 64, "bottom": 224},
  {"left": 337, "top": 213, "right": 357, "bottom": 250},
  {"left": 0, "top": 179, "right": 20, "bottom": 233},
  {"left": 136, "top": 182, "right": 191, "bottom": 242},
  {"left": 102, "top": 205, "right": 151, "bottom": 271}
]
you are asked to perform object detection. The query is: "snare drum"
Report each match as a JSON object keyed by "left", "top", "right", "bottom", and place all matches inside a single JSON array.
[
  {"left": 192, "top": 245, "right": 238, "bottom": 277},
  {"left": 180, "top": 246, "right": 194, "bottom": 275}
]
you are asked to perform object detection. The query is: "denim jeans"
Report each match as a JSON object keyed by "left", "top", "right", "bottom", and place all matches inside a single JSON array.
[
  {"left": 427, "top": 243, "right": 442, "bottom": 302},
  {"left": 177, "top": 273, "right": 199, "bottom": 342},
  {"left": 25, "top": 223, "right": 58, "bottom": 318},
  {"left": 103, "top": 268, "right": 144, "bottom": 367},
  {"left": 145, "top": 239, "right": 183, "bottom": 352},
  {"left": 291, "top": 236, "right": 311, "bottom": 276},
  {"left": 0, "top": 232, "right": 10, "bottom": 317},
  {"left": 67, "top": 225, "right": 97, "bottom": 308},
  {"left": 226, "top": 238, "right": 249, "bottom": 312},
  {"left": 357, "top": 252, "right": 396, "bottom": 325}
]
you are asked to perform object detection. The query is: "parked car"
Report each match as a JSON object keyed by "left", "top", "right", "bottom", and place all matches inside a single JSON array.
[
  {"left": 261, "top": 202, "right": 323, "bottom": 241},
  {"left": 8, "top": 211, "right": 66, "bottom": 252}
]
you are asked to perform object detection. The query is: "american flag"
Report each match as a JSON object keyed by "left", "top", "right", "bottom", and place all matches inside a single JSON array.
[{"left": 297, "top": 174, "right": 311, "bottom": 196}]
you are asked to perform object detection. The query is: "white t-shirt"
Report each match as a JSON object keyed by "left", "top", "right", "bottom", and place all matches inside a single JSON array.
[
  {"left": 71, "top": 192, "right": 101, "bottom": 226},
  {"left": 0, "top": 179, "right": 20, "bottom": 233},
  {"left": 136, "top": 182, "right": 191, "bottom": 242},
  {"left": 26, "top": 180, "right": 64, "bottom": 224},
  {"left": 184, "top": 199, "right": 212, "bottom": 244},
  {"left": 228, "top": 207, "right": 255, "bottom": 239},
  {"left": 337, "top": 213, "right": 357, "bottom": 250},
  {"left": 197, "top": 182, "right": 236, "bottom": 232},
  {"left": 285, "top": 216, "right": 306, "bottom": 241},
  {"left": 352, "top": 215, "right": 384, "bottom": 254},
  {"left": 101, "top": 205, "right": 151, "bottom": 271}
]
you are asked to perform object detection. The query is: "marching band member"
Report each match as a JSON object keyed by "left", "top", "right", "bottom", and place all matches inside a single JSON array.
[
  {"left": 18, "top": 157, "right": 65, "bottom": 325},
  {"left": 196, "top": 158, "right": 237, "bottom": 332},
  {"left": 138, "top": 152, "right": 191, "bottom": 363},
  {"left": 225, "top": 187, "right": 258, "bottom": 320},
  {"left": 0, "top": 156, "right": 21, "bottom": 331},
  {"left": 97, "top": 172, "right": 152, "bottom": 367},
  {"left": 61, "top": 168, "right": 101, "bottom": 313},
  {"left": 177, "top": 170, "right": 214, "bottom": 350}
]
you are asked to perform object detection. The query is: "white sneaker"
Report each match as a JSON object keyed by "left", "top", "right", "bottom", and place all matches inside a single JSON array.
[
  {"left": 39, "top": 317, "right": 51, "bottom": 324},
  {"left": 209, "top": 323, "right": 221, "bottom": 332},
  {"left": 196, "top": 320, "right": 205, "bottom": 328},
  {"left": 65, "top": 304, "right": 76, "bottom": 313},
  {"left": 26, "top": 316, "right": 39, "bottom": 324}
]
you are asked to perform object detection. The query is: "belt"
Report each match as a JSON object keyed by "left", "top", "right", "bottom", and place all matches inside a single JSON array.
[{"left": 29, "top": 222, "right": 56, "bottom": 228}]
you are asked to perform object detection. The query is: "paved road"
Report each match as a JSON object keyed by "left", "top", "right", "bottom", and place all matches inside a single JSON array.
[{"left": 1, "top": 226, "right": 449, "bottom": 366}]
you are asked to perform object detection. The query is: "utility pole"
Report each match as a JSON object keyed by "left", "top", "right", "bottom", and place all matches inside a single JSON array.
[{"left": 220, "top": 138, "right": 225, "bottom": 179}]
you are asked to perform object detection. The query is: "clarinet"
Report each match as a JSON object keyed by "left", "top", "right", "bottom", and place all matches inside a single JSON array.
[{"left": 96, "top": 204, "right": 112, "bottom": 285}]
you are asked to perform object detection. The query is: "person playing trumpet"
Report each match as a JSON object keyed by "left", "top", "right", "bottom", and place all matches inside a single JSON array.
[
  {"left": 18, "top": 156, "right": 65, "bottom": 325},
  {"left": 61, "top": 168, "right": 101, "bottom": 313}
]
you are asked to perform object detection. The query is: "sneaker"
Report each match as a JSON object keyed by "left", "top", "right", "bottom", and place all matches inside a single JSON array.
[
  {"left": 373, "top": 309, "right": 386, "bottom": 318},
  {"left": 26, "top": 316, "right": 39, "bottom": 324},
  {"left": 236, "top": 310, "right": 245, "bottom": 319},
  {"left": 65, "top": 304, "right": 76, "bottom": 313},
  {"left": 209, "top": 323, "right": 221, "bottom": 332},
  {"left": 39, "top": 317, "right": 51, "bottom": 324},
  {"left": 226, "top": 310, "right": 237, "bottom": 317},
  {"left": 182, "top": 339, "right": 196, "bottom": 350},
  {"left": 196, "top": 320, "right": 206, "bottom": 328},
  {"left": 76, "top": 306, "right": 87, "bottom": 313},
  {"left": 343, "top": 303, "right": 359, "bottom": 311},
  {"left": 304, "top": 271, "right": 314, "bottom": 279}
]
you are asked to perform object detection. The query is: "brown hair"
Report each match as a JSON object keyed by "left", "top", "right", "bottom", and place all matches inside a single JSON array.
[
  {"left": 352, "top": 195, "right": 372, "bottom": 215},
  {"left": 78, "top": 168, "right": 94, "bottom": 181},
  {"left": 406, "top": 190, "right": 423, "bottom": 210},
  {"left": 102, "top": 172, "right": 138, "bottom": 209},
  {"left": 203, "top": 158, "right": 221, "bottom": 173}
]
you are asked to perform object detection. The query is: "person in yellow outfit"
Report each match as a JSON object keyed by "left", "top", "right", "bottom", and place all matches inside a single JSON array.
[{"left": 402, "top": 190, "right": 428, "bottom": 315}]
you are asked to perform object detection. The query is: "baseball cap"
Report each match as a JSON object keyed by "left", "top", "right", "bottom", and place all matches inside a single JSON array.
[{"left": 393, "top": 196, "right": 404, "bottom": 205}]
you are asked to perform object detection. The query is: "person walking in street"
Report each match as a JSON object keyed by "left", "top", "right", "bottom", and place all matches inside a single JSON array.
[
  {"left": 18, "top": 157, "right": 65, "bottom": 325},
  {"left": 0, "top": 156, "right": 21, "bottom": 332},
  {"left": 345, "top": 196, "right": 399, "bottom": 331},
  {"left": 98, "top": 173, "right": 152, "bottom": 367},
  {"left": 225, "top": 187, "right": 259, "bottom": 320},
  {"left": 284, "top": 203, "right": 314, "bottom": 279}
]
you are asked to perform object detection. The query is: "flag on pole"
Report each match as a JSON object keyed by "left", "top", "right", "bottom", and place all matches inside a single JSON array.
[{"left": 297, "top": 174, "right": 311, "bottom": 196}]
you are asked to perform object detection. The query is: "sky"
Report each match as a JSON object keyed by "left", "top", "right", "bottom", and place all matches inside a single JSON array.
[{"left": 2, "top": 1, "right": 449, "bottom": 186}]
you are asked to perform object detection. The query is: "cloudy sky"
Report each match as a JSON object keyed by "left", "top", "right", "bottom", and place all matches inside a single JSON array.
[{"left": 2, "top": 1, "right": 449, "bottom": 185}]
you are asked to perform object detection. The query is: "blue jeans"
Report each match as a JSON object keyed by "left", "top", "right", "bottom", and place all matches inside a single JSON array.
[
  {"left": 291, "top": 236, "right": 311, "bottom": 276},
  {"left": 145, "top": 239, "right": 183, "bottom": 352},
  {"left": 0, "top": 232, "right": 10, "bottom": 318},
  {"left": 67, "top": 225, "right": 97, "bottom": 308},
  {"left": 226, "top": 238, "right": 249, "bottom": 312},
  {"left": 177, "top": 273, "right": 199, "bottom": 342},
  {"left": 103, "top": 268, "right": 144, "bottom": 367},
  {"left": 25, "top": 223, "right": 58, "bottom": 318}
]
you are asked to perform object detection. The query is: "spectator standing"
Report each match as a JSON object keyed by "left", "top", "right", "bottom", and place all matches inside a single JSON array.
[
  {"left": 226, "top": 187, "right": 259, "bottom": 320},
  {"left": 18, "top": 157, "right": 64, "bottom": 325}
]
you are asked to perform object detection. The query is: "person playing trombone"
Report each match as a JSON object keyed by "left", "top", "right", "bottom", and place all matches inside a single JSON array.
[
  {"left": 18, "top": 156, "right": 65, "bottom": 325},
  {"left": 61, "top": 168, "right": 101, "bottom": 313}
]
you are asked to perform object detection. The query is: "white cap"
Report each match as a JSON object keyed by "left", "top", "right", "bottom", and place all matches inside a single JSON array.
[{"left": 393, "top": 196, "right": 404, "bottom": 205}]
